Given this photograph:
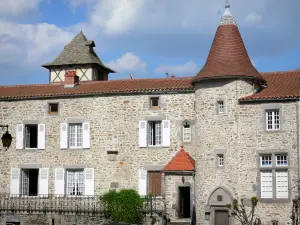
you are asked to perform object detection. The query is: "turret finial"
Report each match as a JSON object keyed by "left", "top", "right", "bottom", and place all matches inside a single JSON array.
[{"left": 225, "top": 0, "right": 230, "bottom": 8}]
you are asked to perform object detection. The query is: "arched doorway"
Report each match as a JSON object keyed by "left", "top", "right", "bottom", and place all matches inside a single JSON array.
[{"left": 206, "top": 187, "right": 233, "bottom": 225}]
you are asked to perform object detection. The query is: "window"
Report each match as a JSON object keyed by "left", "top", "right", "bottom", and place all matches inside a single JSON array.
[
  {"left": 69, "top": 123, "right": 83, "bottom": 148},
  {"left": 217, "top": 101, "right": 224, "bottom": 114},
  {"left": 148, "top": 121, "right": 162, "bottom": 146},
  {"left": 217, "top": 154, "right": 224, "bottom": 167},
  {"left": 266, "top": 110, "right": 280, "bottom": 131},
  {"left": 272, "top": 221, "right": 278, "bottom": 225},
  {"left": 183, "top": 121, "right": 191, "bottom": 142},
  {"left": 150, "top": 97, "right": 160, "bottom": 108},
  {"left": 21, "top": 169, "right": 39, "bottom": 196},
  {"left": 25, "top": 124, "right": 38, "bottom": 148},
  {"left": 49, "top": 103, "right": 58, "bottom": 114},
  {"left": 148, "top": 171, "right": 162, "bottom": 196},
  {"left": 260, "top": 155, "right": 272, "bottom": 167},
  {"left": 260, "top": 154, "right": 288, "bottom": 199},
  {"left": 66, "top": 169, "right": 84, "bottom": 196}
]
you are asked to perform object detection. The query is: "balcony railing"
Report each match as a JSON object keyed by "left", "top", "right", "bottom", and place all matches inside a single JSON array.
[{"left": 0, "top": 194, "right": 165, "bottom": 216}]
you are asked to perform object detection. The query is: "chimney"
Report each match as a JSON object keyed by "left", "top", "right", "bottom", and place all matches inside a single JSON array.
[
  {"left": 64, "top": 70, "right": 79, "bottom": 88},
  {"left": 171, "top": 74, "right": 175, "bottom": 78}
]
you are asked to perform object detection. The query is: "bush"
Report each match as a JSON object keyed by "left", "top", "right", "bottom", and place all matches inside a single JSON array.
[{"left": 101, "top": 189, "right": 145, "bottom": 224}]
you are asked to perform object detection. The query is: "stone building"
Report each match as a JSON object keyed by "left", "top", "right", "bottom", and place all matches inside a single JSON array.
[{"left": 0, "top": 2, "right": 299, "bottom": 225}]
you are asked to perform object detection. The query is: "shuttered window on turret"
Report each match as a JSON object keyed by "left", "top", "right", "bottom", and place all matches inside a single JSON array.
[{"left": 148, "top": 171, "right": 162, "bottom": 196}]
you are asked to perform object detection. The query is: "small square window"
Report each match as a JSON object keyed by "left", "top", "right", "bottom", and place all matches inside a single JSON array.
[
  {"left": 217, "top": 101, "right": 224, "bottom": 114},
  {"left": 49, "top": 103, "right": 59, "bottom": 114},
  {"left": 276, "top": 155, "right": 288, "bottom": 166},
  {"left": 150, "top": 97, "right": 160, "bottom": 108},
  {"left": 217, "top": 154, "right": 224, "bottom": 167},
  {"left": 260, "top": 155, "right": 272, "bottom": 167}
]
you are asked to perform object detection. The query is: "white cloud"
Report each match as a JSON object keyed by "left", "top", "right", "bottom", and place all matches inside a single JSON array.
[
  {"left": 154, "top": 61, "right": 200, "bottom": 75},
  {"left": 245, "top": 12, "right": 262, "bottom": 25},
  {"left": 105, "top": 52, "right": 147, "bottom": 73},
  {"left": 0, "top": 0, "right": 43, "bottom": 16}
]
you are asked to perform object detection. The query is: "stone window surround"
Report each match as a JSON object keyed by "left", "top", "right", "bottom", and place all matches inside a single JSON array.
[
  {"left": 21, "top": 120, "right": 40, "bottom": 152},
  {"left": 256, "top": 150, "right": 291, "bottom": 203},
  {"left": 43, "top": 101, "right": 61, "bottom": 116},
  {"left": 214, "top": 149, "right": 226, "bottom": 169},
  {"left": 182, "top": 120, "right": 192, "bottom": 143},
  {"left": 215, "top": 96, "right": 228, "bottom": 115},
  {"left": 143, "top": 115, "right": 166, "bottom": 148},
  {"left": 261, "top": 103, "right": 284, "bottom": 132},
  {"left": 175, "top": 119, "right": 195, "bottom": 145},
  {"left": 145, "top": 95, "right": 167, "bottom": 110}
]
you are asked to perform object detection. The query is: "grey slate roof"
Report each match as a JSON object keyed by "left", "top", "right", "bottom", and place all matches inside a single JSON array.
[{"left": 42, "top": 31, "right": 115, "bottom": 73}]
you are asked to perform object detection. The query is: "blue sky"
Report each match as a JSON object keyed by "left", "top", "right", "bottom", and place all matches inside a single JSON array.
[{"left": 0, "top": 0, "right": 299, "bottom": 85}]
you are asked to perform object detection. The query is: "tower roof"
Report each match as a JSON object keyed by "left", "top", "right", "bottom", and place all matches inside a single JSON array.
[
  {"left": 193, "top": 1, "right": 264, "bottom": 83},
  {"left": 163, "top": 146, "right": 195, "bottom": 172},
  {"left": 42, "top": 31, "right": 115, "bottom": 73}
]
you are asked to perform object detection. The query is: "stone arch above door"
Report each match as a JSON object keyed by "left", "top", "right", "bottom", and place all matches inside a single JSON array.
[{"left": 207, "top": 186, "right": 233, "bottom": 206}]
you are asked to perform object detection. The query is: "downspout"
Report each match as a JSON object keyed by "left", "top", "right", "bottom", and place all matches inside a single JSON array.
[{"left": 297, "top": 98, "right": 300, "bottom": 196}]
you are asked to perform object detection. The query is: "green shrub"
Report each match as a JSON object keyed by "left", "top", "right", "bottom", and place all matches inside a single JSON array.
[{"left": 101, "top": 189, "right": 145, "bottom": 224}]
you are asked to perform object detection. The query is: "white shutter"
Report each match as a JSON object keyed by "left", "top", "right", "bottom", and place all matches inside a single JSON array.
[
  {"left": 82, "top": 122, "right": 90, "bottom": 149},
  {"left": 16, "top": 124, "right": 24, "bottom": 149},
  {"left": 60, "top": 123, "right": 68, "bottom": 149},
  {"left": 261, "top": 171, "right": 273, "bottom": 198},
  {"left": 162, "top": 120, "right": 170, "bottom": 147},
  {"left": 139, "top": 121, "right": 147, "bottom": 147},
  {"left": 10, "top": 168, "right": 20, "bottom": 196},
  {"left": 276, "top": 171, "right": 288, "bottom": 198},
  {"left": 38, "top": 168, "right": 49, "bottom": 196},
  {"left": 138, "top": 169, "right": 147, "bottom": 196},
  {"left": 84, "top": 168, "right": 94, "bottom": 196},
  {"left": 55, "top": 168, "right": 65, "bottom": 196},
  {"left": 38, "top": 124, "right": 46, "bottom": 149}
]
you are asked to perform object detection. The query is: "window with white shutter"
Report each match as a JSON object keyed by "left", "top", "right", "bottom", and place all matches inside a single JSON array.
[
  {"left": 60, "top": 123, "right": 68, "bottom": 149},
  {"left": 10, "top": 168, "right": 20, "bottom": 196},
  {"left": 138, "top": 169, "right": 147, "bottom": 196},
  {"left": 38, "top": 168, "right": 49, "bottom": 196},
  {"left": 82, "top": 122, "right": 90, "bottom": 149},
  {"left": 38, "top": 124, "right": 46, "bottom": 149},
  {"left": 55, "top": 168, "right": 65, "bottom": 196},
  {"left": 16, "top": 124, "right": 24, "bottom": 150},
  {"left": 276, "top": 171, "right": 288, "bottom": 198},
  {"left": 162, "top": 120, "right": 170, "bottom": 147},
  {"left": 139, "top": 121, "right": 147, "bottom": 147},
  {"left": 260, "top": 171, "right": 273, "bottom": 198},
  {"left": 84, "top": 168, "right": 94, "bottom": 196}
]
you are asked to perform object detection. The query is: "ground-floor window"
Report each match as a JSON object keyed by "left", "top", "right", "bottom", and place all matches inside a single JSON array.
[
  {"left": 66, "top": 169, "right": 84, "bottom": 196},
  {"left": 21, "top": 169, "right": 39, "bottom": 196},
  {"left": 147, "top": 171, "right": 162, "bottom": 196}
]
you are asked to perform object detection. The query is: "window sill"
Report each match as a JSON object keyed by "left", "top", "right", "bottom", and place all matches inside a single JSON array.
[
  {"left": 62, "top": 148, "right": 90, "bottom": 151},
  {"left": 259, "top": 198, "right": 290, "bottom": 204}
]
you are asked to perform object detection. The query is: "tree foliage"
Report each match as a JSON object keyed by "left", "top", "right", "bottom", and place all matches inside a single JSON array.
[
  {"left": 101, "top": 189, "right": 145, "bottom": 224},
  {"left": 226, "top": 197, "right": 261, "bottom": 225}
]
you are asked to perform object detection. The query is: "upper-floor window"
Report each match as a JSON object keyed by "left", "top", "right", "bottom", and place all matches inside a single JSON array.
[
  {"left": 69, "top": 123, "right": 83, "bottom": 148},
  {"left": 25, "top": 124, "right": 38, "bottom": 149},
  {"left": 148, "top": 121, "right": 162, "bottom": 146},
  {"left": 48, "top": 103, "right": 59, "bottom": 114},
  {"left": 266, "top": 110, "right": 280, "bottom": 131},
  {"left": 217, "top": 101, "right": 224, "bottom": 114},
  {"left": 16, "top": 124, "right": 46, "bottom": 150},
  {"left": 260, "top": 154, "right": 288, "bottom": 199},
  {"left": 150, "top": 97, "right": 160, "bottom": 109},
  {"left": 217, "top": 154, "right": 224, "bottom": 167},
  {"left": 183, "top": 121, "right": 191, "bottom": 142}
]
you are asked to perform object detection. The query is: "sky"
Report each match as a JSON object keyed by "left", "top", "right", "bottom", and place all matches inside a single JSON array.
[{"left": 0, "top": 0, "right": 300, "bottom": 85}]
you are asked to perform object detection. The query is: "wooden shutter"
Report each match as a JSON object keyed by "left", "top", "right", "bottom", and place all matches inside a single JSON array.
[
  {"left": 55, "top": 168, "right": 65, "bottom": 196},
  {"left": 276, "top": 171, "right": 288, "bottom": 198},
  {"left": 38, "top": 168, "right": 49, "bottom": 196},
  {"left": 148, "top": 172, "right": 162, "bottom": 196},
  {"left": 38, "top": 124, "right": 46, "bottom": 149},
  {"left": 84, "top": 168, "right": 94, "bottom": 196},
  {"left": 60, "top": 123, "right": 68, "bottom": 149},
  {"left": 10, "top": 168, "right": 20, "bottom": 196},
  {"left": 16, "top": 124, "right": 24, "bottom": 149},
  {"left": 162, "top": 120, "right": 170, "bottom": 147},
  {"left": 260, "top": 171, "right": 273, "bottom": 198},
  {"left": 82, "top": 122, "right": 90, "bottom": 149},
  {"left": 139, "top": 121, "right": 147, "bottom": 147},
  {"left": 138, "top": 169, "right": 147, "bottom": 196}
]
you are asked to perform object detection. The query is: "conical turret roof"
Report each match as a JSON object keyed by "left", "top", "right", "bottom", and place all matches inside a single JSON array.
[{"left": 193, "top": 1, "right": 264, "bottom": 82}]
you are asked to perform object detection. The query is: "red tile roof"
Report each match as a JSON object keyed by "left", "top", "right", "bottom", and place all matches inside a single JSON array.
[
  {"left": 163, "top": 146, "right": 195, "bottom": 172},
  {"left": 0, "top": 77, "right": 194, "bottom": 100},
  {"left": 239, "top": 70, "right": 300, "bottom": 101},
  {"left": 193, "top": 24, "right": 264, "bottom": 83}
]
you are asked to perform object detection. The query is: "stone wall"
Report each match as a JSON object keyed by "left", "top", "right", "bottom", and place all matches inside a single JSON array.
[{"left": 194, "top": 79, "right": 297, "bottom": 225}]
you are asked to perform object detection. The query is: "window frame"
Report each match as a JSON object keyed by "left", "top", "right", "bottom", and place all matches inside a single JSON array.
[
  {"left": 148, "top": 121, "right": 162, "bottom": 147},
  {"left": 217, "top": 154, "right": 224, "bottom": 167},
  {"left": 66, "top": 169, "right": 85, "bottom": 197},
  {"left": 266, "top": 110, "right": 280, "bottom": 131},
  {"left": 258, "top": 153, "right": 289, "bottom": 201},
  {"left": 150, "top": 97, "right": 160, "bottom": 109},
  {"left": 260, "top": 155, "right": 272, "bottom": 167},
  {"left": 147, "top": 171, "right": 163, "bottom": 196},
  {"left": 68, "top": 123, "right": 83, "bottom": 149},
  {"left": 24, "top": 124, "right": 38, "bottom": 149},
  {"left": 48, "top": 103, "right": 59, "bottom": 114},
  {"left": 20, "top": 168, "right": 39, "bottom": 197},
  {"left": 217, "top": 101, "right": 224, "bottom": 114}
]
